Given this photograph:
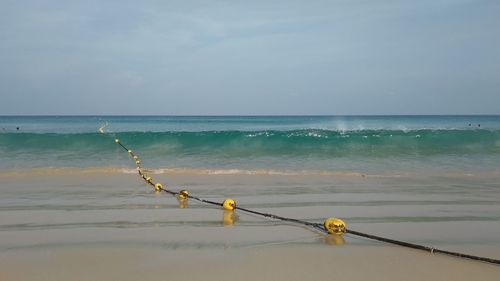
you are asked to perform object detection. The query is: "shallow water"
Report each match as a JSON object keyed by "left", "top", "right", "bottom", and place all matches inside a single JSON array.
[{"left": 1, "top": 171, "right": 499, "bottom": 252}]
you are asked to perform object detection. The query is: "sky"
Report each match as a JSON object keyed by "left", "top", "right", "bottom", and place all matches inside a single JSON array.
[{"left": 0, "top": 0, "right": 499, "bottom": 115}]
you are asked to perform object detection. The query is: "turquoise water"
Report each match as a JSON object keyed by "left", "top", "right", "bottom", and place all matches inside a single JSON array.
[{"left": 1, "top": 116, "right": 499, "bottom": 172}]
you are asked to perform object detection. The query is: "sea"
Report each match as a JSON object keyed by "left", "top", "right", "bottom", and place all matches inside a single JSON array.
[
  {"left": 1, "top": 115, "right": 500, "bottom": 264},
  {"left": 0, "top": 115, "right": 499, "bottom": 174}
]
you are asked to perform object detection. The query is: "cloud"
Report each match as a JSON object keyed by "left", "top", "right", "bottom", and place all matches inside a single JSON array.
[{"left": 0, "top": 0, "right": 499, "bottom": 114}]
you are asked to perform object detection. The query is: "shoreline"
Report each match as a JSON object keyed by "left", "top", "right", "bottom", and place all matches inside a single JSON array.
[{"left": 1, "top": 165, "right": 499, "bottom": 178}]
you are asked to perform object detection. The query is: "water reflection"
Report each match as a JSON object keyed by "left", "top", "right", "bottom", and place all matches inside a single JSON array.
[
  {"left": 223, "top": 210, "right": 239, "bottom": 226},
  {"left": 323, "top": 234, "right": 345, "bottom": 246}
]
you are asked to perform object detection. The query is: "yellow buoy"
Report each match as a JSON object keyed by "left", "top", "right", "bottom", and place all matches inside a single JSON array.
[
  {"left": 128, "top": 149, "right": 133, "bottom": 154},
  {"left": 177, "top": 190, "right": 189, "bottom": 200},
  {"left": 133, "top": 155, "right": 138, "bottom": 160},
  {"left": 146, "top": 177, "right": 152, "bottom": 183},
  {"left": 324, "top": 218, "right": 346, "bottom": 235},
  {"left": 135, "top": 160, "right": 141, "bottom": 165},
  {"left": 154, "top": 183, "right": 163, "bottom": 192},
  {"left": 114, "top": 139, "right": 120, "bottom": 144},
  {"left": 222, "top": 198, "right": 236, "bottom": 211}
]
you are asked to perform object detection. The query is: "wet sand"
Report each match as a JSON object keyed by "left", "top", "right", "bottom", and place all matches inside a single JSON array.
[
  {"left": 2, "top": 245, "right": 500, "bottom": 281},
  {"left": 0, "top": 170, "right": 499, "bottom": 280}
]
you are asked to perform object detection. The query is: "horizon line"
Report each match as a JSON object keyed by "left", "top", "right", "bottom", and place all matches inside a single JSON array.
[{"left": 1, "top": 114, "right": 499, "bottom": 117}]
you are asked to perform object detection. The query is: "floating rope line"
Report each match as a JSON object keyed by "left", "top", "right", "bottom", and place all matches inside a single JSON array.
[{"left": 109, "top": 134, "right": 499, "bottom": 265}]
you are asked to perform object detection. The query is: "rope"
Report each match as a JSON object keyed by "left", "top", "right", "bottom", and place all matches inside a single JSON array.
[
  {"left": 109, "top": 134, "right": 500, "bottom": 266},
  {"left": 346, "top": 229, "right": 500, "bottom": 265}
]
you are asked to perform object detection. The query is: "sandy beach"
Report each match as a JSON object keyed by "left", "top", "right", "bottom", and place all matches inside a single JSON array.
[
  {"left": 1, "top": 169, "right": 499, "bottom": 280},
  {"left": 2, "top": 0, "right": 500, "bottom": 277},
  {"left": 2, "top": 244, "right": 500, "bottom": 281}
]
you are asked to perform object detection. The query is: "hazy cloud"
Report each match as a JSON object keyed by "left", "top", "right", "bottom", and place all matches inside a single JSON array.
[{"left": 1, "top": 0, "right": 499, "bottom": 115}]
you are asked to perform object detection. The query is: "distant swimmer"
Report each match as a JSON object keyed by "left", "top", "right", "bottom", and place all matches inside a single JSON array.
[
  {"left": 478, "top": 124, "right": 481, "bottom": 127},
  {"left": 16, "top": 127, "right": 19, "bottom": 131}
]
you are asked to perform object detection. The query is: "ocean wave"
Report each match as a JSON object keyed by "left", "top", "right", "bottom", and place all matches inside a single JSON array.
[
  {"left": 1, "top": 129, "right": 499, "bottom": 170},
  {"left": 1, "top": 129, "right": 499, "bottom": 158}
]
